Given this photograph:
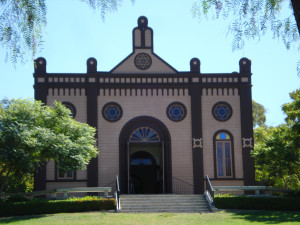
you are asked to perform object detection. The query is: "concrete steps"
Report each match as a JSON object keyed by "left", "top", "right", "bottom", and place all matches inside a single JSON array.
[{"left": 120, "top": 194, "right": 211, "bottom": 213}]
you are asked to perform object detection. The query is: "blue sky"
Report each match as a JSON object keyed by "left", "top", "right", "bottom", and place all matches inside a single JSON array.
[{"left": 0, "top": 0, "right": 299, "bottom": 126}]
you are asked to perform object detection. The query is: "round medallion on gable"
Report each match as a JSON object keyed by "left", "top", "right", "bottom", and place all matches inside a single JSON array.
[
  {"left": 102, "top": 102, "right": 123, "bottom": 122},
  {"left": 134, "top": 53, "right": 152, "bottom": 70},
  {"left": 212, "top": 102, "right": 232, "bottom": 122},
  {"left": 166, "top": 102, "right": 187, "bottom": 122}
]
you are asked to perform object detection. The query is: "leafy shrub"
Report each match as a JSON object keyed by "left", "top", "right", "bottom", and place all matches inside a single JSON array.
[
  {"left": 5, "top": 194, "right": 30, "bottom": 202},
  {"left": 287, "top": 188, "right": 300, "bottom": 198},
  {"left": 0, "top": 198, "right": 116, "bottom": 217},
  {"left": 214, "top": 196, "right": 300, "bottom": 211}
]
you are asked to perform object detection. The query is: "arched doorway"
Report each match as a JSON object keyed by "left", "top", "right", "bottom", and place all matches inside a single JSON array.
[
  {"left": 130, "top": 151, "right": 157, "bottom": 194},
  {"left": 119, "top": 116, "right": 172, "bottom": 194}
]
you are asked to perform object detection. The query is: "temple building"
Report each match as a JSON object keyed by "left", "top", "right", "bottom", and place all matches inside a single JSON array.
[{"left": 33, "top": 16, "right": 255, "bottom": 194}]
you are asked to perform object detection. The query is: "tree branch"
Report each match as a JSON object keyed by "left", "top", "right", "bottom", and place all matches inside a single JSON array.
[{"left": 291, "top": 0, "right": 300, "bottom": 36}]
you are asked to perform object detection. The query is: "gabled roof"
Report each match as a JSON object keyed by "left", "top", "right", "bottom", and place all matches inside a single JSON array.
[{"left": 110, "top": 16, "right": 177, "bottom": 74}]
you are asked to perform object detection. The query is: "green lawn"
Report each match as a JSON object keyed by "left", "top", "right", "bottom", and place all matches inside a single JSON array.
[{"left": 0, "top": 210, "right": 299, "bottom": 225}]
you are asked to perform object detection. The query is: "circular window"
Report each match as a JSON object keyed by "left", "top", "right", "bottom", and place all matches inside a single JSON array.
[
  {"left": 102, "top": 102, "right": 123, "bottom": 122},
  {"left": 134, "top": 53, "right": 152, "bottom": 70},
  {"left": 212, "top": 102, "right": 232, "bottom": 122},
  {"left": 167, "top": 102, "right": 187, "bottom": 122},
  {"left": 62, "top": 102, "right": 76, "bottom": 118}
]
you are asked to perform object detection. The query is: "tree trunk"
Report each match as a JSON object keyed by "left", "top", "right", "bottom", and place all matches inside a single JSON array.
[
  {"left": 291, "top": 0, "right": 300, "bottom": 36},
  {"left": 282, "top": 176, "right": 288, "bottom": 190},
  {"left": 0, "top": 168, "right": 12, "bottom": 194}
]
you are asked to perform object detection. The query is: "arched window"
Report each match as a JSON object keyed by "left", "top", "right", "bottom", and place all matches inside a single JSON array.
[
  {"left": 129, "top": 127, "right": 160, "bottom": 142},
  {"left": 62, "top": 102, "right": 76, "bottom": 118},
  {"left": 214, "top": 131, "right": 234, "bottom": 178}
]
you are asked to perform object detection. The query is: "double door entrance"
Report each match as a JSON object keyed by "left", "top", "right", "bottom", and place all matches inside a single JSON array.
[{"left": 128, "top": 142, "right": 164, "bottom": 194}]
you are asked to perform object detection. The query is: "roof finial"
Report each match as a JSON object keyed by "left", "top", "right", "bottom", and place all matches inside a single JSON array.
[{"left": 138, "top": 16, "right": 148, "bottom": 29}]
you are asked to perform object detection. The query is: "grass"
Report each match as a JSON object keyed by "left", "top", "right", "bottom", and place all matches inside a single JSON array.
[{"left": 0, "top": 210, "right": 299, "bottom": 225}]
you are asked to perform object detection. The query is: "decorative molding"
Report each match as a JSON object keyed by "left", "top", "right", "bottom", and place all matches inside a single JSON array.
[
  {"left": 242, "top": 138, "right": 253, "bottom": 148},
  {"left": 192, "top": 138, "right": 203, "bottom": 149}
]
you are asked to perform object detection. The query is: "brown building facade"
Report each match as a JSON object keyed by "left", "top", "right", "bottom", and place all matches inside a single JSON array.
[{"left": 33, "top": 16, "right": 255, "bottom": 194}]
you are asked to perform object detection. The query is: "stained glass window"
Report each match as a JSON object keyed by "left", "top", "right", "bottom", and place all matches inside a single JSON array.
[
  {"left": 216, "top": 132, "right": 230, "bottom": 140},
  {"left": 212, "top": 102, "right": 232, "bottom": 121},
  {"left": 167, "top": 102, "right": 186, "bottom": 122},
  {"left": 215, "top": 132, "right": 232, "bottom": 178},
  {"left": 129, "top": 127, "right": 160, "bottom": 142},
  {"left": 131, "top": 158, "right": 153, "bottom": 166},
  {"left": 217, "top": 143, "right": 224, "bottom": 176},
  {"left": 102, "top": 102, "right": 122, "bottom": 122}
]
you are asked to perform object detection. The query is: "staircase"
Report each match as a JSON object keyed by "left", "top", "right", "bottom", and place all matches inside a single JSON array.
[{"left": 119, "top": 194, "right": 211, "bottom": 213}]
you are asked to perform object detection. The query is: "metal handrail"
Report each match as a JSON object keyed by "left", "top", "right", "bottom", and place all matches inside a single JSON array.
[
  {"left": 205, "top": 175, "right": 215, "bottom": 199},
  {"left": 115, "top": 175, "right": 121, "bottom": 212},
  {"left": 204, "top": 175, "right": 217, "bottom": 212}
]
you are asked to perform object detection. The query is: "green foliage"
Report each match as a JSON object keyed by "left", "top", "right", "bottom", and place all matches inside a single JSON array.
[
  {"left": 252, "top": 100, "right": 266, "bottom": 128},
  {"left": 5, "top": 194, "right": 30, "bottom": 202},
  {"left": 282, "top": 89, "right": 300, "bottom": 149},
  {"left": 192, "top": 0, "right": 300, "bottom": 51},
  {"left": 2, "top": 172, "right": 33, "bottom": 194},
  {"left": 67, "top": 195, "right": 106, "bottom": 201},
  {"left": 0, "top": 98, "right": 98, "bottom": 193},
  {"left": 0, "top": 198, "right": 115, "bottom": 217},
  {"left": 252, "top": 89, "right": 300, "bottom": 190},
  {"left": 214, "top": 196, "right": 300, "bottom": 211},
  {"left": 288, "top": 188, "right": 300, "bottom": 197},
  {"left": 79, "top": 0, "right": 121, "bottom": 19},
  {"left": 0, "top": 0, "right": 47, "bottom": 64},
  {"left": 0, "top": 0, "right": 134, "bottom": 64}
]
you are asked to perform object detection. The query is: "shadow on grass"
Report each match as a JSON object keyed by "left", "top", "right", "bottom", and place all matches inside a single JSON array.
[
  {"left": 0, "top": 214, "right": 47, "bottom": 224},
  {"left": 228, "top": 210, "right": 300, "bottom": 224}
]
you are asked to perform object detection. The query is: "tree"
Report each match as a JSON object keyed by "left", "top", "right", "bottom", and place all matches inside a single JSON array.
[
  {"left": 192, "top": 1, "right": 300, "bottom": 51},
  {"left": 252, "top": 100, "right": 266, "bottom": 128},
  {"left": 282, "top": 88, "right": 300, "bottom": 147},
  {"left": 0, "top": 0, "right": 132, "bottom": 64},
  {"left": 252, "top": 89, "right": 300, "bottom": 190},
  {"left": 0, "top": 99, "right": 98, "bottom": 194},
  {"left": 253, "top": 125, "right": 299, "bottom": 189}
]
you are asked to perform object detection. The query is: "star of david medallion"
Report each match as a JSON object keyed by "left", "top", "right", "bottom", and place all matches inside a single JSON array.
[
  {"left": 212, "top": 102, "right": 232, "bottom": 122},
  {"left": 102, "top": 102, "right": 123, "bottom": 122},
  {"left": 134, "top": 53, "right": 152, "bottom": 70},
  {"left": 167, "top": 102, "right": 187, "bottom": 122}
]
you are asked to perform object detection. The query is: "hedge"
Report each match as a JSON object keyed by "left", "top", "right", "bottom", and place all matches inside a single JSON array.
[
  {"left": 0, "top": 198, "right": 116, "bottom": 217},
  {"left": 214, "top": 196, "right": 300, "bottom": 211}
]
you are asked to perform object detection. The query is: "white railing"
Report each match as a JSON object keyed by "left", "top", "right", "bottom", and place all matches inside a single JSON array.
[{"left": 2, "top": 187, "right": 112, "bottom": 200}]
